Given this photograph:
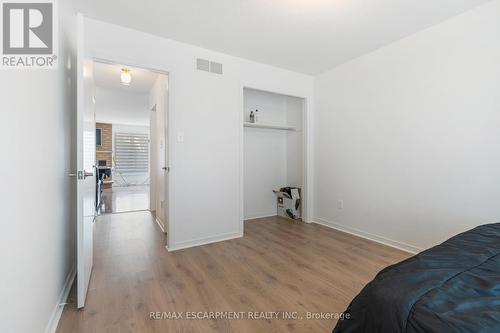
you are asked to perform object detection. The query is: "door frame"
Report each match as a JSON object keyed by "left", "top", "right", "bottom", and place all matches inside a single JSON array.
[
  {"left": 239, "top": 84, "right": 312, "bottom": 233},
  {"left": 91, "top": 56, "right": 172, "bottom": 248}
]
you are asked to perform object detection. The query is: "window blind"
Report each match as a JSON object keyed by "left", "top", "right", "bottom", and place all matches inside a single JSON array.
[{"left": 114, "top": 132, "right": 149, "bottom": 173}]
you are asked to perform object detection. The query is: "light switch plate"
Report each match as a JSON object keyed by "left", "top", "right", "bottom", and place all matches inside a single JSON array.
[{"left": 177, "top": 131, "right": 184, "bottom": 143}]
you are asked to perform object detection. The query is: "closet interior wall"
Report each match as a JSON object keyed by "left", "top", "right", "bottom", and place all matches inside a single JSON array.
[{"left": 243, "top": 88, "right": 304, "bottom": 220}]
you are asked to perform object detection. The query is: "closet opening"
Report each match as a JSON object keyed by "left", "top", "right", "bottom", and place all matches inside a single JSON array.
[{"left": 242, "top": 87, "right": 307, "bottom": 227}]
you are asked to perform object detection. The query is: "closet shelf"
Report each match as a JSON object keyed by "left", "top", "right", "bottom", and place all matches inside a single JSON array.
[{"left": 244, "top": 122, "right": 296, "bottom": 131}]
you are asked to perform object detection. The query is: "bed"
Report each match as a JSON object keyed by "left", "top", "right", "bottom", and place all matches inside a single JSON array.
[{"left": 333, "top": 223, "right": 500, "bottom": 333}]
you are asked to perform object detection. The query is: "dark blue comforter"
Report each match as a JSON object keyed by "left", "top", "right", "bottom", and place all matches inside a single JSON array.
[{"left": 333, "top": 223, "right": 500, "bottom": 333}]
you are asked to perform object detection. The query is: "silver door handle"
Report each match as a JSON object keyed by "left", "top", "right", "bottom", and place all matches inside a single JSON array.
[
  {"left": 68, "top": 171, "right": 94, "bottom": 179},
  {"left": 83, "top": 171, "right": 94, "bottom": 179},
  {"left": 162, "top": 166, "right": 170, "bottom": 172}
]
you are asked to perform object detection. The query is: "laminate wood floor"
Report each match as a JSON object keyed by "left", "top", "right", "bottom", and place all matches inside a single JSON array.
[{"left": 56, "top": 211, "right": 410, "bottom": 333}]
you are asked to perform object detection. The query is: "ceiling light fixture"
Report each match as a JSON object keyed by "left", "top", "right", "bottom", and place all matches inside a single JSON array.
[{"left": 120, "top": 68, "right": 131, "bottom": 86}]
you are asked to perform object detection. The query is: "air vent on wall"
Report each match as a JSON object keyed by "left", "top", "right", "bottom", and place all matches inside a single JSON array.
[
  {"left": 196, "top": 58, "right": 210, "bottom": 72},
  {"left": 210, "top": 61, "right": 223, "bottom": 74},
  {"left": 196, "top": 58, "right": 223, "bottom": 75}
]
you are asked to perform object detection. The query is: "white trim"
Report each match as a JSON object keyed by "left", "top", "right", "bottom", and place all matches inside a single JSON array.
[
  {"left": 244, "top": 213, "right": 277, "bottom": 221},
  {"left": 302, "top": 92, "right": 313, "bottom": 224},
  {"left": 155, "top": 217, "right": 166, "bottom": 233},
  {"left": 238, "top": 85, "right": 245, "bottom": 237},
  {"left": 312, "top": 217, "right": 423, "bottom": 254},
  {"left": 44, "top": 266, "right": 76, "bottom": 333},
  {"left": 93, "top": 57, "right": 169, "bottom": 76},
  {"left": 167, "top": 231, "right": 243, "bottom": 252}
]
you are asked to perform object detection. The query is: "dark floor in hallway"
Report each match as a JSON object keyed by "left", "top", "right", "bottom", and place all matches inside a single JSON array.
[{"left": 98, "top": 185, "right": 149, "bottom": 215}]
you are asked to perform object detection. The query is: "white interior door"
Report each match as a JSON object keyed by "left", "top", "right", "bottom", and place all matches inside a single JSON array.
[
  {"left": 154, "top": 76, "right": 169, "bottom": 237},
  {"left": 163, "top": 83, "right": 170, "bottom": 236},
  {"left": 76, "top": 14, "right": 96, "bottom": 309},
  {"left": 156, "top": 87, "right": 167, "bottom": 230},
  {"left": 149, "top": 105, "right": 157, "bottom": 213}
]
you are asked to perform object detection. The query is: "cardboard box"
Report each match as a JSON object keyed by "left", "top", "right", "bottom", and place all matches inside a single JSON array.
[{"left": 274, "top": 187, "right": 301, "bottom": 220}]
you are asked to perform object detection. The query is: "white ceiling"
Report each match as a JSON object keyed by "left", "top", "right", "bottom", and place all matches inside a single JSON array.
[
  {"left": 77, "top": 0, "right": 491, "bottom": 74},
  {"left": 93, "top": 61, "right": 159, "bottom": 93}
]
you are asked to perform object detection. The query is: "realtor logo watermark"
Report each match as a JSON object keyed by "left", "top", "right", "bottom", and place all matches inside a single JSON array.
[{"left": 1, "top": 0, "right": 57, "bottom": 68}]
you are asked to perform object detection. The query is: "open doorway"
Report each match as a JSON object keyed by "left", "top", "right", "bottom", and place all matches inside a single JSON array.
[{"left": 92, "top": 61, "right": 169, "bottom": 223}]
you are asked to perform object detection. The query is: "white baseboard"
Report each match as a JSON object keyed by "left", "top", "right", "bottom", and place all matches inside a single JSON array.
[
  {"left": 44, "top": 265, "right": 76, "bottom": 333},
  {"left": 244, "top": 213, "right": 277, "bottom": 221},
  {"left": 167, "top": 231, "right": 243, "bottom": 252},
  {"left": 312, "top": 217, "right": 423, "bottom": 254}
]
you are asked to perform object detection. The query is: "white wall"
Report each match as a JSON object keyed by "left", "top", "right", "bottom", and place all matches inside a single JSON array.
[
  {"left": 84, "top": 18, "right": 314, "bottom": 250},
  {"left": 313, "top": 0, "right": 500, "bottom": 252},
  {"left": 286, "top": 97, "right": 304, "bottom": 187},
  {"left": 0, "top": 1, "right": 77, "bottom": 333},
  {"left": 111, "top": 124, "right": 150, "bottom": 186},
  {"left": 243, "top": 89, "right": 304, "bottom": 219},
  {"left": 95, "top": 86, "right": 149, "bottom": 126}
]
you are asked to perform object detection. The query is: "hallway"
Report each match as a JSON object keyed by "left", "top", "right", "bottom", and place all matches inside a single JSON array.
[{"left": 56, "top": 212, "right": 408, "bottom": 333}]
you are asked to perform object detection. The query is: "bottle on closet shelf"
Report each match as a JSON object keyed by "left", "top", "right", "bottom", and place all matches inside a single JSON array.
[
  {"left": 249, "top": 110, "right": 255, "bottom": 123},
  {"left": 254, "top": 109, "right": 259, "bottom": 123}
]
